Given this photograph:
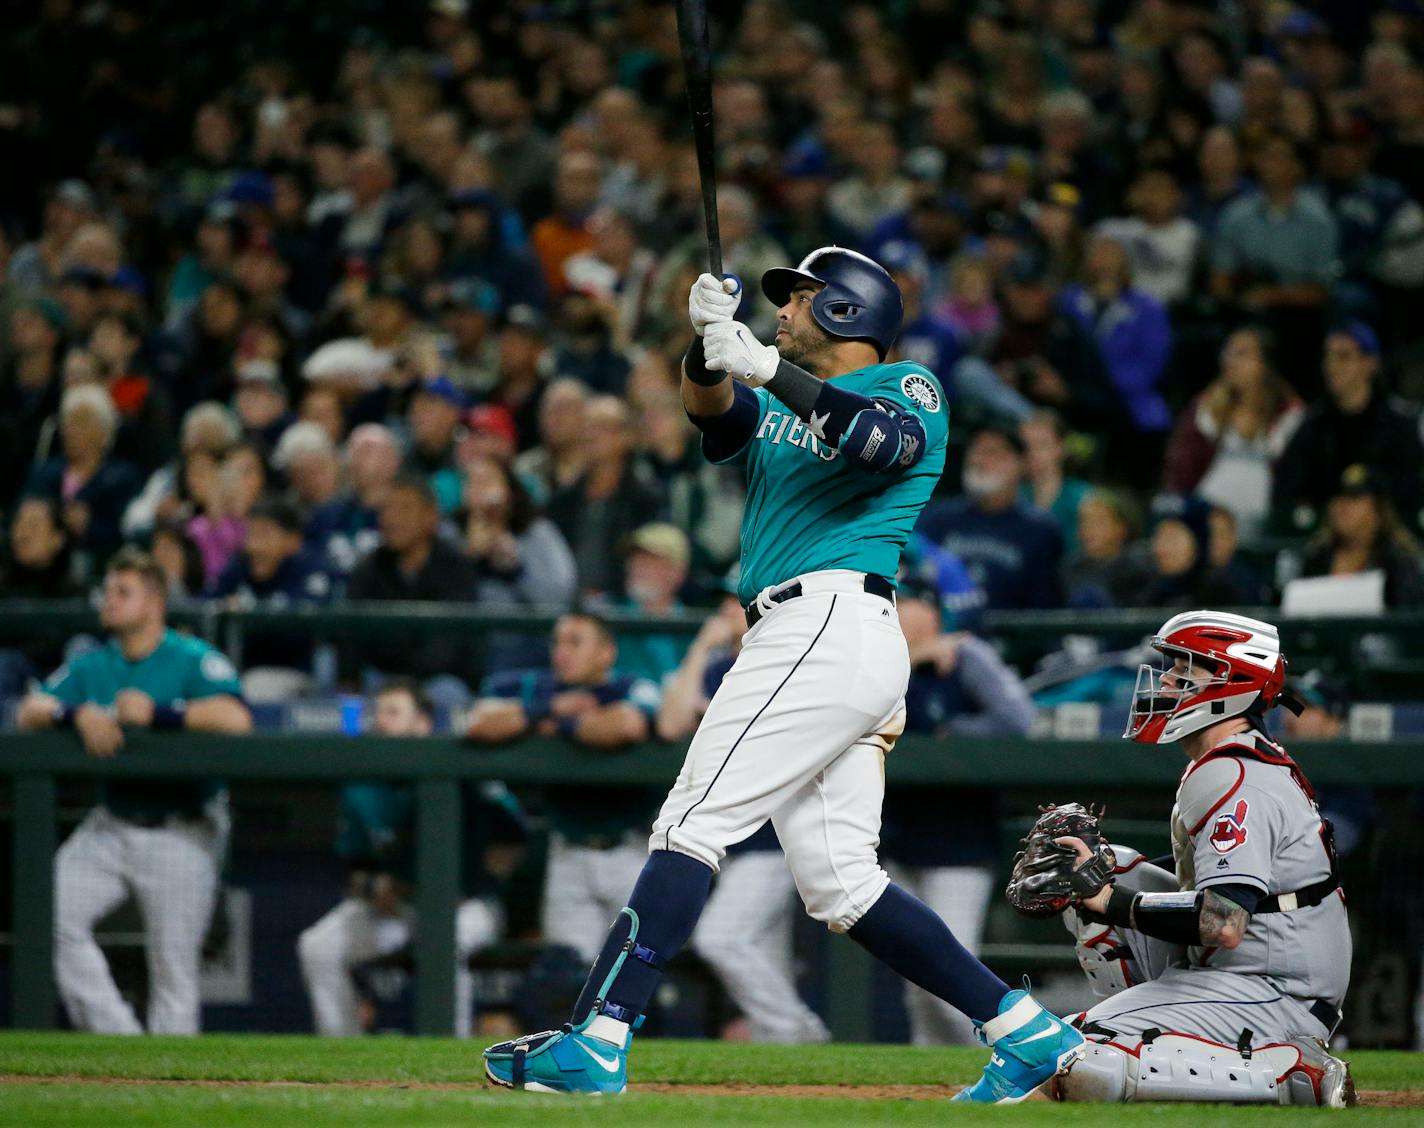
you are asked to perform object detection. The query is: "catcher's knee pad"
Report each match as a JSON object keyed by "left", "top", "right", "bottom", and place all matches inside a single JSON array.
[{"left": 1058, "top": 1033, "right": 1352, "bottom": 1106}]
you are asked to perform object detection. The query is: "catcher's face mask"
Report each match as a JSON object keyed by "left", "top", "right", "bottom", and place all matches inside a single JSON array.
[{"left": 1125, "top": 650, "right": 1232, "bottom": 744}]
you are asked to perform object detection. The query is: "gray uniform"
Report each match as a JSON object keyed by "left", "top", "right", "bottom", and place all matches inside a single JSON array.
[{"left": 1071, "top": 729, "right": 1348, "bottom": 1047}]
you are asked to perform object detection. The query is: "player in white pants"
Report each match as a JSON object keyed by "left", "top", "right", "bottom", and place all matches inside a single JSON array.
[
  {"left": 540, "top": 831, "right": 649, "bottom": 964},
  {"left": 1045, "top": 612, "right": 1353, "bottom": 1106},
  {"left": 18, "top": 548, "right": 252, "bottom": 1034}
]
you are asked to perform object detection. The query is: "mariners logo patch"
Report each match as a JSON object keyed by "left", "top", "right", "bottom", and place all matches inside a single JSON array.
[
  {"left": 1208, "top": 798, "right": 1249, "bottom": 854},
  {"left": 900, "top": 373, "right": 941, "bottom": 413}
]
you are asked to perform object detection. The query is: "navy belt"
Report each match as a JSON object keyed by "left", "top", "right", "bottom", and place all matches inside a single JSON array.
[{"left": 745, "top": 574, "right": 895, "bottom": 628}]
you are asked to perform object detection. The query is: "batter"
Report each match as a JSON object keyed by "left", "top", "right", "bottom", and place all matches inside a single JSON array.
[{"left": 484, "top": 248, "right": 1084, "bottom": 1101}]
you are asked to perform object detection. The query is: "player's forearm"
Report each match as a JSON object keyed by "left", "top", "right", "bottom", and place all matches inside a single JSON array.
[
  {"left": 1097, "top": 885, "right": 1254, "bottom": 948},
  {"left": 572, "top": 704, "right": 649, "bottom": 748},
  {"left": 465, "top": 701, "right": 530, "bottom": 743},
  {"left": 681, "top": 337, "right": 734, "bottom": 416},
  {"left": 184, "top": 695, "right": 254, "bottom": 734},
  {"left": 16, "top": 694, "right": 62, "bottom": 730},
  {"left": 656, "top": 664, "right": 708, "bottom": 741}
]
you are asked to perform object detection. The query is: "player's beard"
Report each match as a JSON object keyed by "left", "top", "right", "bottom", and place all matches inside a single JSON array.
[{"left": 777, "top": 323, "right": 835, "bottom": 374}]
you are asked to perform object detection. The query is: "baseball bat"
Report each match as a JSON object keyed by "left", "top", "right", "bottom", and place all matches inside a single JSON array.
[{"left": 675, "top": 0, "right": 723, "bottom": 279}]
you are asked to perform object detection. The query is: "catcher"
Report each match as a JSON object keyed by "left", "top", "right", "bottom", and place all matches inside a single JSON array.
[{"left": 1006, "top": 610, "right": 1353, "bottom": 1106}]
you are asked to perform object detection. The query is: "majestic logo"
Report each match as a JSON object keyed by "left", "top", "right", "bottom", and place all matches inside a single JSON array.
[
  {"left": 901, "top": 373, "right": 941, "bottom": 413},
  {"left": 1208, "top": 799, "right": 1249, "bottom": 854}
]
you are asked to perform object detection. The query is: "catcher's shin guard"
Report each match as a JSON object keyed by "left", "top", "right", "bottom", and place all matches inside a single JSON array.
[{"left": 1056, "top": 1034, "right": 1355, "bottom": 1106}]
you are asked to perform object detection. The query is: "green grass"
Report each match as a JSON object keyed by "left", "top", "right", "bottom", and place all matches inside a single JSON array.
[{"left": 0, "top": 1034, "right": 1419, "bottom": 1127}]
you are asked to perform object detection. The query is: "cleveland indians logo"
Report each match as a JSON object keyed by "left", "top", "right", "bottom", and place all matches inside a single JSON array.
[{"left": 1209, "top": 799, "right": 1249, "bottom": 854}]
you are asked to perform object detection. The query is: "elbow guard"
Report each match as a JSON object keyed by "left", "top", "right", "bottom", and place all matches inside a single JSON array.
[{"left": 809, "top": 381, "right": 927, "bottom": 473}]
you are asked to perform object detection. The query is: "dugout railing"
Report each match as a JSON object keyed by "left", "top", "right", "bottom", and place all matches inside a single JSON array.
[{"left": 3, "top": 733, "right": 1420, "bottom": 1041}]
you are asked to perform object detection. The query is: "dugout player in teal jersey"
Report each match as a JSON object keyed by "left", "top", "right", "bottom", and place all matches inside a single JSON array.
[
  {"left": 484, "top": 249, "right": 1084, "bottom": 1101},
  {"left": 18, "top": 547, "right": 252, "bottom": 1033}
]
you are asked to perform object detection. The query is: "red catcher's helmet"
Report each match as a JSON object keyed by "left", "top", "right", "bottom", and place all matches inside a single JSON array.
[{"left": 1125, "top": 610, "right": 1287, "bottom": 744}]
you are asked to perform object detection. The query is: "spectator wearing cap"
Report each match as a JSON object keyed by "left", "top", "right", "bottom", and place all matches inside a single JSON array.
[
  {"left": 1273, "top": 322, "right": 1424, "bottom": 533},
  {"left": 344, "top": 473, "right": 479, "bottom": 707},
  {"left": 83, "top": 310, "right": 175, "bottom": 475},
  {"left": 273, "top": 422, "right": 342, "bottom": 512},
  {"left": 8, "top": 179, "right": 96, "bottom": 293},
  {"left": 208, "top": 495, "right": 335, "bottom": 699},
  {"left": 304, "top": 283, "right": 418, "bottom": 398},
  {"left": 487, "top": 305, "right": 553, "bottom": 445},
  {"left": 446, "top": 190, "right": 547, "bottom": 312},
  {"left": 440, "top": 278, "right": 501, "bottom": 395},
  {"left": 307, "top": 423, "right": 403, "bottom": 575},
  {"left": 233, "top": 357, "right": 293, "bottom": 449},
  {"left": 1142, "top": 493, "right": 1244, "bottom": 607},
  {"left": 917, "top": 426, "right": 1063, "bottom": 610},
  {"left": 1098, "top": 166, "right": 1203, "bottom": 308},
  {"left": 1057, "top": 230, "right": 1173, "bottom": 445},
  {"left": 552, "top": 286, "right": 633, "bottom": 397},
  {"left": 1164, "top": 325, "right": 1303, "bottom": 536},
  {"left": 403, "top": 376, "right": 466, "bottom": 512},
  {"left": 0, "top": 298, "right": 67, "bottom": 506},
  {"left": 514, "top": 378, "right": 588, "bottom": 505},
  {"left": 765, "top": 149, "right": 860, "bottom": 255},
  {"left": 547, "top": 394, "right": 665, "bottom": 598},
  {"left": 1031, "top": 182, "right": 1086, "bottom": 285},
  {"left": 530, "top": 150, "right": 602, "bottom": 301},
  {"left": 25, "top": 385, "right": 142, "bottom": 563},
  {"left": 883, "top": 241, "right": 962, "bottom": 387},
  {"left": 1061, "top": 488, "right": 1153, "bottom": 609},
  {"left": 164, "top": 205, "right": 242, "bottom": 324},
  {"left": 459, "top": 403, "right": 520, "bottom": 468},
  {"left": 605, "top": 523, "right": 693, "bottom": 687},
  {"left": 1299, "top": 464, "right": 1424, "bottom": 606}
]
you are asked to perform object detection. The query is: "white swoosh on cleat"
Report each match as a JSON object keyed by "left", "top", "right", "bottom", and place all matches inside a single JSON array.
[
  {"left": 1013, "top": 1022, "right": 1062, "bottom": 1045},
  {"left": 578, "top": 1043, "right": 621, "bottom": 1072}
]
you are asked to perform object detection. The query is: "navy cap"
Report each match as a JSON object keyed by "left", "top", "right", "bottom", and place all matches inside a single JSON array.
[
  {"left": 1332, "top": 320, "right": 1381, "bottom": 356},
  {"left": 416, "top": 375, "right": 466, "bottom": 409}
]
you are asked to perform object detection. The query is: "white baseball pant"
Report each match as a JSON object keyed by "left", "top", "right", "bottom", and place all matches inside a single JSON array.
[
  {"left": 540, "top": 831, "right": 650, "bottom": 964},
  {"left": 690, "top": 848, "right": 831, "bottom": 1043},
  {"left": 887, "top": 863, "right": 994, "bottom": 1044},
  {"left": 652, "top": 572, "right": 908, "bottom": 934},
  {"left": 298, "top": 895, "right": 502, "bottom": 1037},
  {"left": 54, "top": 804, "right": 226, "bottom": 1034}
]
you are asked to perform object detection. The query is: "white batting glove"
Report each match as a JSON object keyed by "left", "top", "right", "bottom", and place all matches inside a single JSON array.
[
  {"left": 688, "top": 273, "right": 742, "bottom": 336},
  {"left": 703, "top": 319, "right": 778, "bottom": 388}
]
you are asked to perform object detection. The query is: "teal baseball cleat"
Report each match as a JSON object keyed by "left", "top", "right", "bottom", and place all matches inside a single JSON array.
[
  {"left": 952, "top": 989, "right": 1086, "bottom": 1104},
  {"left": 482, "top": 1015, "right": 630, "bottom": 1095}
]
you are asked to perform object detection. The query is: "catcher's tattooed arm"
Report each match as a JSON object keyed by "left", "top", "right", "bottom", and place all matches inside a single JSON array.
[
  {"left": 1199, "top": 888, "right": 1251, "bottom": 948},
  {"left": 1098, "top": 884, "right": 1259, "bottom": 948}
]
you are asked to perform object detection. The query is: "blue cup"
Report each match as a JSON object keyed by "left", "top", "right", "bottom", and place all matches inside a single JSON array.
[{"left": 339, "top": 695, "right": 364, "bottom": 736}]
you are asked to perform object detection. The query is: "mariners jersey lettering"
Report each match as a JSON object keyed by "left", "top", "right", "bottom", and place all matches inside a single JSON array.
[
  {"left": 1169, "top": 730, "right": 1350, "bottom": 1005},
  {"left": 714, "top": 361, "right": 949, "bottom": 603}
]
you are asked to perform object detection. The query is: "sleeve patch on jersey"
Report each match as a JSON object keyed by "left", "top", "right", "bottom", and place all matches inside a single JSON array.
[
  {"left": 900, "top": 372, "right": 941, "bottom": 413},
  {"left": 1208, "top": 798, "right": 1250, "bottom": 854},
  {"left": 201, "top": 650, "right": 239, "bottom": 684}
]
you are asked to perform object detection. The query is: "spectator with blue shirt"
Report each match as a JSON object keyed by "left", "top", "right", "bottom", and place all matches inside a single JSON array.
[
  {"left": 917, "top": 425, "right": 1063, "bottom": 610},
  {"left": 465, "top": 612, "right": 662, "bottom": 965},
  {"left": 298, "top": 679, "right": 525, "bottom": 1038},
  {"left": 306, "top": 423, "right": 402, "bottom": 576},
  {"left": 17, "top": 548, "right": 252, "bottom": 1034}
]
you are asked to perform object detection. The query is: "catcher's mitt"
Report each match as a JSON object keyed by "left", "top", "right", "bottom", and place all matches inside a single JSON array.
[{"left": 1005, "top": 802, "right": 1116, "bottom": 919}]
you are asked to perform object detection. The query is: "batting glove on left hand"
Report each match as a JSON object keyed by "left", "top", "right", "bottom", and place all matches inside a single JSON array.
[
  {"left": 703, "top": 319, "right": 778, "bottom": 388},
  {"left": 688, "top": 273, "right": 742, "bottom": 336}
]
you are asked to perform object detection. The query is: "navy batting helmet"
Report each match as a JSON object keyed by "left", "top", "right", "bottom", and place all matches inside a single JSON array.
[{"left": 762, "top": 247, "right": 903, "bottom": 359}]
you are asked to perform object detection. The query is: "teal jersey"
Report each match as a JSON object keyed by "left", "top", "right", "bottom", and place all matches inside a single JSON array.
[
  {"left": 44, "top": 629, "right": 243, "bottom": 818},
  {"left": 714, "top": 361, "right": 949, "bottom": 603}
]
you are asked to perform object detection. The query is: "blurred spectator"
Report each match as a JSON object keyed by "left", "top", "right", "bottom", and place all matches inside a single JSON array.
[
  {"left": 314, "top": 146, "right": 402, "bottom": 267},
  {"left": 917, "top": 425, "right": 1063, "bottom": 610},
  {"left": 298, "top": 679, "right": 524, "bottom": 1038},
  {"left": 0, "top": 298, "right": 67, "bottom": 506},
  {"left": 513, "top": 377, "right": 588, "bottom": 505},
  {"left": 24, "top": 385, "right": 141, "bottom": 562},
  {"left": 1030, "top": 182, "right": 1086, "bottom": 286},
  {"left": 1300, "top": 464, "right": 1424, "bottom": 607},
  {"left": 461, "top": 453, "right": 577, "bottom": 614},
  {"left": 446, "top": 189, "right": 548, "bottom": 312},
  {"left": 149, "top": 520, "right": 207, "bottom": 603},
  {"left": 123, "top": 401, "right": 240, "bottom": 540},
  {"left": 465, "top": 612, "right": 662, "bottom": 964},
  {"left": 344, "top": 473, "right": 477, "bottom": 706},
  {"left": 1273, "top": 322, "right": 1424, "bottom": 535},
  {"left": 298, "top": 385, "right": 348, "bottom": 446},
  {"left": 303, "top": 285, "right": 417, "bottom": 397},
  {"left": 656, "top": 592, "right": 831, "bottom": 1045},
  {"left": 1188, "top": 125, "right": 1251, "bottom": 236},
  {"left": 186, "top": 439, "right": 268, "bottom": 587},
  {"left": 939, "top": 254, "right": 1000, "bottom": 358},
  {"left": 165, "top": 280, "right": 245, "bottom": 412},
  {"left": 403, "top": 376, "right": 466, "bottom": 513},
  {"left": 1098, "top": 166, "right": 1202, "bottom": 307},
  {"left": 86, "top": 310, "right": 175, "bottom": 475},
  {"left": 634, "top": 388, "right": 744, "bottom": 577},
  {"left": 166, "top": 206, "right": 240, "bottom": 321},
  {"left": 466, "top": 75, "right": 556, "bottom": 223},
  {"left": 826, "top": 120, "right": 913, "bottom": 239},
  {"left": 1205, "top": 505, "right": 1270, "bottom": 605},
  {"left": 552, "top": 289, "right": 632, "bottom": 396},
  {"left": 883, "top": 241, "right": 962, "bottom": 384},
  {"left": 233, "top": 358, "right": 294, "bottom": 449},
  {"left": 1057, "top": 232, "right": 1173, "bottom": 443},
  {"left": 208, "top": 496, "right": 334, "bottom": 699},
  {"left": 8, "top": 179, "right": 97, "bottom": 292},
  {"left": 1061, "top": 488, "right": 1153, "bottom": 609},
  {"left": 562, "top": 206, "right": 659, "bottom": 354},
  {"left": 439, "top": 277, "right": 501, "bottom": 395},
  {"left": 882, "top": 578, "right": 1032, "bottom": 1044},
  {"left": 1164, "top": 325, "right": 1304, "bottom": 536},
  {"left": 487, "top": 305, "right": 553, "bottom": 445},
  {"left": 531, "top": 149, "right": 601, "bottom": 301},
  {"left": 273, "top": 423, "right": 342, "bottom": 512},
  {"left": 547, "top": 395, "right": 664, "bottom": 598},
  {"left": 0, "top": 497, "right": 79, "bottom": 693},
  {"left": 16, "top": 548, "right": 251, "bottom": 1034},
  {"left": 1018, "top": 410, "right": 1091, "bottom": 556},
  {"left": 611, "top": 523, "right": 692, "bottom": 687},
  {"left": 308, "top": 423, "right": 402, "bottom": 575},
  {"left": 1142, "top": 493, "right": 1245, "bottom": 607}
]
